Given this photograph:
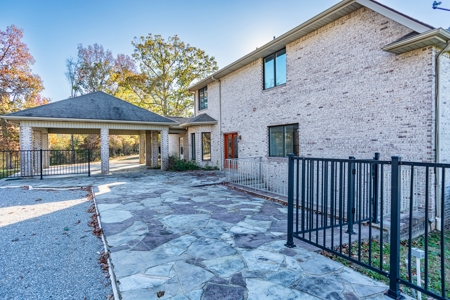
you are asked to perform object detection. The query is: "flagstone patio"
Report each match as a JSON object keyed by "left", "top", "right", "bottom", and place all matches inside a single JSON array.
[
  {"left": 1, "top": 168, "right": 395, "bottom": 299},
  {"left": 92, "top": 171, "right": 391, "bottom": 300}
]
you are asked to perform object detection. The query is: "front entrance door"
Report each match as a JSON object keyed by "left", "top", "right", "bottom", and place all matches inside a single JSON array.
[{"left": 224, "top": 133, "right": 238, "bottom": 168}]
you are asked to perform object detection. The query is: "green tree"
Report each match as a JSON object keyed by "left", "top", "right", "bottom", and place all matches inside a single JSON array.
[
  {"left": 66, "top": 43, "right": 136, "bottom": 97},
  {"left": 130, "top": 34, "right": 218, "bottom": 116},
  {"left": 0, "top": 25, "right": 48, "bottom": 152}
]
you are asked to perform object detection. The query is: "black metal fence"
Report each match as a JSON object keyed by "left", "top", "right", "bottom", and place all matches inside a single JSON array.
[
  {"left": 1, "top": 150, "right": 91, "bottom": 179},
  {"left": 286, "top": 154, "right": 449, "bottom": 300}
]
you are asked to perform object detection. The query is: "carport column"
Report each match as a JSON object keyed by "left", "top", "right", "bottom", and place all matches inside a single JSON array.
[
  {"left": 139, "top": 130, "right": 145, "bottom": 164},
  {"left": 100, "top": 128, "right": 109, "bottom": 174},
  {"left": 145, "top": 130, "right": 152, "bottom": 166},
  {"left": 20, "top": 126, "right": 33, "bottom": 176},
  {"left": 151, "top": 131, "right": 159, "bottom": 167},
  {"left": 33, "top": 130, "right": 42, "bottom": 172},
  {"left": 41, "top": 131, "right": 49, "bottom": 168},
  {"left": 161, "top": 129, "right": 169, "bottom": 170}
]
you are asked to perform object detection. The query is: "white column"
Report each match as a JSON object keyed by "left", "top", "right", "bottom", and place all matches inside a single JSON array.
[
  {"left": 145, "top": 131, "right": 152, "bottom": 167},
  {"left": 32, "top": 130, "right": 42, "bottom": 172},
  {"left": 42, "top": 132, "right": 49, "bottom": 168},
  {"left": 151, "top": 131, "right": 159, "bottom": 167},
  {"left": 161, "top": 129, "right": 169, "bottom": 170},
  {"left": 139, "top": 130, "right": 145, "bottom": 164},
  {"left": 100, "top": 128, "right": 109, "bottom": 174},
  {"left": 20, "top": 126, "right": 33, "bottom": 176}
]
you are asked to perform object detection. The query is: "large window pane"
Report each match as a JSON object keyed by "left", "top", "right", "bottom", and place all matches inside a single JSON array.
[
  {"left": 191, "top": 133, "right": 196, "bottom": 160},
  {"left": 199, "top": 87, "right": 208, "bottom": 110},
  {"left": 276, "top": 49, "right": 286, "bottom": 86},
  {"left": 202, "top": 132, "right": 211, "bottom": 161},
  {"left": 269, "top": 124, "right": 298, "bottom": 157},
  {"left": 264, "top": 55, "right": 275, "bottom": 89},
  {"left": 269, "top": 126, "right": 284, "bottom": 157},
  {"left": 284, "top": 124, "right": 295, "bottom": 156}
]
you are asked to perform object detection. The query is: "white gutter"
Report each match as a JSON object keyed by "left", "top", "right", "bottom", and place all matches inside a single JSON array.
[
  {"left": 382, "top": 28, "right": 450, "bottom": 53},
  {"left": 435, "top": 41, "right": 450, "bottom": 230},
  {"left": 211, "top": 75, "right": 223, "bottom": 170}
]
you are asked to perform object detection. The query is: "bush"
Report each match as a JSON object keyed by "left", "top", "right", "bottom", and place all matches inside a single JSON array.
[{"left": 168, "top": 156, "right": 200, "bottom": 171}]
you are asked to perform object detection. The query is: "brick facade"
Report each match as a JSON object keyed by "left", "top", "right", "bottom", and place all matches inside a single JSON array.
[
  {"left": 188, "top": 7, "right": 449, "bottom": 225},
  {"left": 202, "top": 8, "right": 436, "bottom": 164},
  {"left": 439, "top": 52, "right": 450, "bottom": 226},
  {"left": 100, "top": 128, "right": 109, "bottom": 174}
]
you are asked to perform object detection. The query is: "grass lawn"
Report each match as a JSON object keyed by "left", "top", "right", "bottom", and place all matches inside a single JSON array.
[
  {"left": 0, "top": 168, "right": 20, "bottom": 179},
  {"left": 323, "top": 229, "right": 450, "bottom": 299}
]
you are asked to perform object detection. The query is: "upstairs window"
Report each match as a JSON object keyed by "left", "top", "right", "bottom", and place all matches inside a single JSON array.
[
  {"left": 264, "top": 49, "right": 286, "bottom": 89},
  {"left": 199, "top": 87, "right": 208, "bottom": 110},
  {"left": 269, "top": 124, "right": 299, "bottom": 157}
]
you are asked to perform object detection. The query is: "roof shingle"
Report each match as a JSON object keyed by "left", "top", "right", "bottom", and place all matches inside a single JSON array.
[{"left": 5, "top": 91, "right": 176, "bottom": 124}]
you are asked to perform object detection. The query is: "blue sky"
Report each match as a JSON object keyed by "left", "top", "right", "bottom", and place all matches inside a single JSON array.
[{"left": 1, "top": 0, "right": 449, "bottom": 102}]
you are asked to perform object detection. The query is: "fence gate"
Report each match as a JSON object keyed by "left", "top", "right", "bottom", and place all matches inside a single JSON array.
[
  {"left": 1, "top": 150, "right": 91, "bottom": 179},
  {"left": 285, "top": 154, "right": 449, "bottom": 300}
]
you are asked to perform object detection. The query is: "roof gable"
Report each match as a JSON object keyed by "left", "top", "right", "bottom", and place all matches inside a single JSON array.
[
  {"left": 189, "top": 0, "right": 435, "bottom": 92},
  {"left": 4, "top": 92, "right": 176, "bottom": 124}
]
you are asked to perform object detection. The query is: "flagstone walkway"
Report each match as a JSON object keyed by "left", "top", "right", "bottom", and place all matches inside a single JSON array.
[
  {"left": 92, "top": 171, "right": 390, "bottom": 300},
  {"left": 1, "top": 168, "right": 394, "bottom": 300}
]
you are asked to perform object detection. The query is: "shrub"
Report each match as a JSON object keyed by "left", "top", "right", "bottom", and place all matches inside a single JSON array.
[{"left": 168, "top": 156, "right": 200, "bottom": 171}]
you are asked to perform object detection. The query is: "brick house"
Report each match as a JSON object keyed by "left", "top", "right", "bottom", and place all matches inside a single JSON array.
[
  {"left": 178, "top": 0, "right": 450, "bottom": 168},
  {"left": 166, "top": 0, "right": 450, "bottom": 225}
]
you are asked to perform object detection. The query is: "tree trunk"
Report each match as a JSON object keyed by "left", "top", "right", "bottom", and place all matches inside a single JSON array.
[{"left": 5, "top": 152, "right": 13, "bottom": 169}]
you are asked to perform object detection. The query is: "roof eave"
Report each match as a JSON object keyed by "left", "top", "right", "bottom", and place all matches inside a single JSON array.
[
  {"left": 0, "top": 115, "right": 177, "bottom": 126},
  {"left": 382, "top": 28, "right": 450, "bottom": 54},
  {"left": 188, "top": 0, "right": 435, "bottom": 92},
  {"left": 180, "top": 121, "right": 218, "bottom": 128}
]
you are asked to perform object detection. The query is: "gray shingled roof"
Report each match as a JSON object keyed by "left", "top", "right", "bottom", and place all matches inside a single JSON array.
[
  {"left": 188, "top": 114, "right": 217, "bottom": 124},
  {"left": 5, "top": 91, "right": 176, "bottom": 124},
  {"left": 166, "top": 116, "right": 191, "bottom": 124},
  {"left": 165, "top": 114, "right": 217, "bottom": 127}
]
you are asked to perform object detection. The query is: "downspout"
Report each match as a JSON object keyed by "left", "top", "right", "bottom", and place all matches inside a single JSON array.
[
  {"left": 211, "top": 75, "right": 223, "bottom": 170},
  {"left": 435, "top": 40, "right": 450, "bottom": 230}
]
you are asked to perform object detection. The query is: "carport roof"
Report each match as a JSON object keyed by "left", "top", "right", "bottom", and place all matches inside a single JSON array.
[{"left": 3, "top": 91, "right": 177, "bottom": 125}]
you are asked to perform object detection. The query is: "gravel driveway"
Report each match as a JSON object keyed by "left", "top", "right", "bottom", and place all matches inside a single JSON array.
[{"left": 0, "top": 187, "right": 112, "bottom": 300}]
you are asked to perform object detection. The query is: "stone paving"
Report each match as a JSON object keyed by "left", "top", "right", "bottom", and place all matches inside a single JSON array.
[
  {"left": 1, "top": 167, "right": 394, "bottom": 300},
  {"left": 91, "top": 170, "right": 391, "bottom": 300}
]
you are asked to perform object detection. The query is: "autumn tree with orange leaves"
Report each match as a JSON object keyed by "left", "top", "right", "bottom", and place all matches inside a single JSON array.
[{"left": 0, "top": 25, "right": 49, "bottom": 151}]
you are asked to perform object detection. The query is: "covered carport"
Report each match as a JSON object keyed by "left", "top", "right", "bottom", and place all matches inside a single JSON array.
[{"left": 1, "top": 92, "right": 177, "bottom": 175}]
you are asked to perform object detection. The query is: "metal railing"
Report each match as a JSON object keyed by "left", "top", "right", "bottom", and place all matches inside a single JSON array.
[
  {"left": 286, "top": 154, "right": 449, "bottom": 300},
  {"left": 225, "top": 158, "right": 289, "bottom": 196},
  {"left": 1, "top": 149, "right": 91, "bottom": 179},
  {"left": 226, "top": 156, "right": 426, "bottom": 216}
]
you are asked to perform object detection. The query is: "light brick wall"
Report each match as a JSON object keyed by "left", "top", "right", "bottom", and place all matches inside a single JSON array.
[
  {"left": 439, "top": 52, "right": 450, "bottom": 226},
  {"left": 187, "top": 125, "right": 219, "bottom": 168},
  {"left": 19, "top": 126, "right": 33, "bottom": 176},
  {"left": 100, "top": 128, "right": 109, "bottom": 174},
  {"left": 202, "top": 7, "right": 435, "bottom": 164},
  {"left": 168, "top": 134, "right": 180, "bottom": 157},
  {"left": 161, "top": 129, "right": 169, "bottom": 170}
]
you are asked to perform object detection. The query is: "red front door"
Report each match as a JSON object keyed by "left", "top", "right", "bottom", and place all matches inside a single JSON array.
[{"left": 224, "top": 133, "right": 238, "bottom": 168}]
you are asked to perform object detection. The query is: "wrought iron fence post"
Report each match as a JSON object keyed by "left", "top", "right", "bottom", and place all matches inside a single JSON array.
[
  {"left": 372, "top": 152, "right": 380, "bottom": 223},
  {"left": 387, "top": 156, "right": 403, "bottom": 299},
  {"left": 285, "top": 154, "right": 296, "bottom": 248},
  {"left": 347, "top": 156, "right": 356, "bottom": 234},
  {"left": 88, "top": 149, "right": 91, "bottom": 177},
  {"left": 259, "top": 157, "right": 262, "bottom": 183},
  {"left": 39, "top": 149, "right": 43, "bottom": 180}
]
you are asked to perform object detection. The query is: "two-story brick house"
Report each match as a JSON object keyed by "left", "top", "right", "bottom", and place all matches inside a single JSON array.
[{"left": 177, "top": 0, "right": 450, "bottom": 170}]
